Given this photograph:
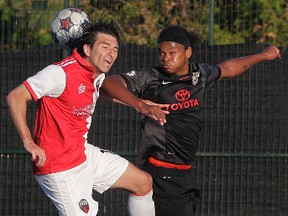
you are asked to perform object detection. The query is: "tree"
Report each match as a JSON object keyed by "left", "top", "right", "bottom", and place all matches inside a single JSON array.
[{"left": 1, "top": 0, "right": 287, "bottom": 50}]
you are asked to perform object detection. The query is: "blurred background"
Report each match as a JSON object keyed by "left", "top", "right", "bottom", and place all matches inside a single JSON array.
[{"left": 1, "top": 0, "right": 287, "bottom": 215}]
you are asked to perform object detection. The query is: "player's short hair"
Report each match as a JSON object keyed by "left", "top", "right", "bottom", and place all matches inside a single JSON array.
[{"left": 77, "top": 19, "right": 120, "bottom": 57}]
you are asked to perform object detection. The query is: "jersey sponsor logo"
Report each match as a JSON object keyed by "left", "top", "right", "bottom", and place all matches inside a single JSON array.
[
  {"left": 192, "top": 72, "right": 200, "bottom": 85},
  {"left": 162, "top": 80, "right": 172, "bottom": 85},
  {"left": 164, "top": 89, "right": 199, "bottom": 111},
  {"left": 78, "top": 199, "right": 89, "bottom": 213},
  {"left": 175, "top": 89, "right": 190, "bottom": 101},
  {"left": 78, "top": 83, "right": 86, "bottom": 94},
  {"left": 72, "top": 104, "right": 94, "bottom": 118},
  {"left": 169, "top": 99, "right": 199, "bottom": 111}
]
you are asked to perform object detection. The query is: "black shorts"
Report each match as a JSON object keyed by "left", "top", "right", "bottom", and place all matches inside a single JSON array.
[{"left": 142, "top": 162, "right": 200, "bottom": 216}]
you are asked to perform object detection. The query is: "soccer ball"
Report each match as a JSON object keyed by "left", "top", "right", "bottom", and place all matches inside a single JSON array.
[{"left": 50, "top": 8, "right": 90, "bottom": 49}]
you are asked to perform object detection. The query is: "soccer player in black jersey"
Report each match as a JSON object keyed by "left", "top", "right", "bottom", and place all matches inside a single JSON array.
[{"left": 101, "top": 25, "right": 281, "bottom": 216}]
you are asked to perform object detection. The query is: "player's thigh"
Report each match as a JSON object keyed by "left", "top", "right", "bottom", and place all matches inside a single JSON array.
[
  {"left": 151, "top": 169, "right": 200, "bottom": 216},
  {"left": 86, "top": 144, "right": 152, "bottom": 194},
  {"left": 34, "top": 161, "right": 98, "bottom": 216},
  {"left": 112, "top": 162, "right": 152, "bottom": 194},
  {"left": 86, "top": 144, "right": 129, "bottom": 193},
  {"left": 154, "top": 193, "right": 198, "bottom": 216}
]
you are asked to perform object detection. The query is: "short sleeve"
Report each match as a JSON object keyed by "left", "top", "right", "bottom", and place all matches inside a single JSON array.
[
  {"left": 119, "top": 68, "right": 153, "bottom": 96},
  {"left": 23, "top": 64, "right": 66, "bottom": 101},
  {"left": 199, "top": 63, "right": 221, "bottom": 87}
]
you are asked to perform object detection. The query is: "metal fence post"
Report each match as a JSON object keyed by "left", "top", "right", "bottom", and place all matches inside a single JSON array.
[
  {"left": 208, "top": 0, "right": 214, "bottom": 46},
  {"left": 62, "top": 0, "right": 71, "bottom": 58}
]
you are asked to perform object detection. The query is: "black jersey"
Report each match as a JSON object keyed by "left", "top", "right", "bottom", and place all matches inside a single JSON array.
[{"left": 120, "top": 63, "right": 221, "bottom": 165}]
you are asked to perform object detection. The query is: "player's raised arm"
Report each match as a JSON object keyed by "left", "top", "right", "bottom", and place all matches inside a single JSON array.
[{"left": 218, "top": 45, "right": 281, "bottom": 80}]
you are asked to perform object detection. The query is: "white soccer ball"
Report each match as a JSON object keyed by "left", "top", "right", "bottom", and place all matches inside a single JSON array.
[{"left": 50, "top": 8, "right": 90, "bottom": 49}]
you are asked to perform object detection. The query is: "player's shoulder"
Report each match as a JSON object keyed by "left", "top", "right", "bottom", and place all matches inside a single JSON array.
[
  {"left": 192, "top": 63, "right": 221, "bottom": 86},
  {"left": 55, "top": 56, "right": 77, "bottom": 68},
  {"left": 122, "top": 66, "right": 155, "bottom": 78},
  {"left": 190, "top": 63, "right": 220, "bottom": 77},
  {"left": 194, "top": 63, "right": 220, "bottom": 73},
  {"left": 35, "top": 64, "right": 65, "bottom": 78}
]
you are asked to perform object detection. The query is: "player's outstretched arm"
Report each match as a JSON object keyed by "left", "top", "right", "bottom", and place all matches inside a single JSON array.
[
  {"left": 101, "top": 75, "right": 169, "bottom": 125},
  {"left": 218, "top": 45, "right": 281, "bottom": 80},
  {"left": 6, "top": 84, "right": 46, "bottom": 167}
]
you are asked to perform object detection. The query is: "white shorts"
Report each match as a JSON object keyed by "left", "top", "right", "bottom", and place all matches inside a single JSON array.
[{"left": 34, "top": 144, "right": 129, "bottom": 216}]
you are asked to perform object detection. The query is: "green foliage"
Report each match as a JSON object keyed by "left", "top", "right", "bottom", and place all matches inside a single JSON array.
[
  {"left": 258, "top": 0, "right": 288, "bottom": 45},
  {"left": 213, "top": 25, "right": 245, "bottom": 45},
  {"left": 0, "top": 0, "right": 64, "bottom": 49},
  {"left": 1, "top": 0, "right": 288, "bottom": 50}
]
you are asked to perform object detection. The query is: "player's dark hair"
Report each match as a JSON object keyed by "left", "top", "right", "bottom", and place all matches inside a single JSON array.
[
  {"left": 77, "top": 18, "right": 120, "bottom": 57},
  {"left": 157, "top": 25, "right": 201, "bottom": 49},
  {"left": 186, "top": 30, "right": 201, "bottom": 48}
]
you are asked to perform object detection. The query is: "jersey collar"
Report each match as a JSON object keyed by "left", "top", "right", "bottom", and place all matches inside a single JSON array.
[
  {"left": 158, "top": 64, "right": 197, "bottom": 82},
  {"left": 73, "top": 49, "right": 94, "bottom": 73}
]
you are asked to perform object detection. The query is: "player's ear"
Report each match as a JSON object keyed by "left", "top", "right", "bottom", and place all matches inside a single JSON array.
[
  {"left": 83, "top": 44, "right": 91, "bottom": 56},
  {"left": 186, "top": 46, "right": 192, "bottom": 58}
]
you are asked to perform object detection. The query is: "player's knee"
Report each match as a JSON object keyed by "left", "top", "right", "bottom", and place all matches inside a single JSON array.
[{"left": 144, "top": 173, "right": 153, "bottom": 192}]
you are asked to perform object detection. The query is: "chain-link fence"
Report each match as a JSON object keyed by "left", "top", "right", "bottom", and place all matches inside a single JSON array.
[{"left": 1, "top": 1, "right": 287, "bottom": 215}]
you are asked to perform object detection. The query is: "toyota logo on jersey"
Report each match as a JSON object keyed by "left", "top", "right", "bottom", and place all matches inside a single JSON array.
[
  {"left": 164, "top": 89, "right": 199, "bottom": 112},
  {"left": 175, "top": 89, "right": 190, "bottom": 101}
]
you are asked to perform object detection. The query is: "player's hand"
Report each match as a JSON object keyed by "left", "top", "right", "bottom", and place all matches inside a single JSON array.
[
  {"left": 136, "top": 100, "right": 170, "bottom": 125},
  {"left": 261, "top": 45, "right": 281, "bottom": 60},
  {"left": 23, "top": 140, "right": 47, "bottom": 167}
]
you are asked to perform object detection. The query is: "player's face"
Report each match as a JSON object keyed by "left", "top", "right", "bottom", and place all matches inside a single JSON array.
[
  {"left": 84, "top": 33, "right": 119, "bottom": 77},
  {"left": 158, "top": 41, "right": 192, "bottom": 76}
]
